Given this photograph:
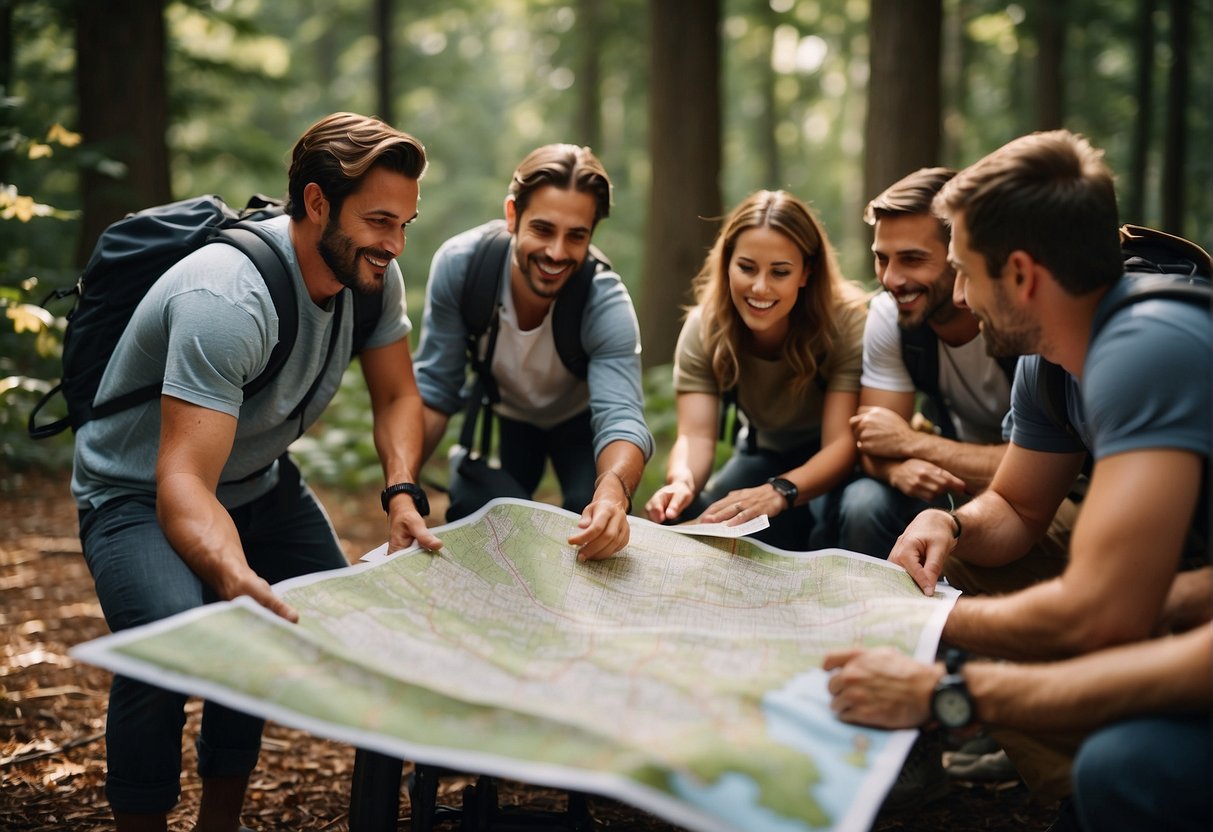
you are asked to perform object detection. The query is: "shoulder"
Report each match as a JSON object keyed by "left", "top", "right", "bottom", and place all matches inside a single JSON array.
[{"left": 429, "top": 220, "right": 506, "bottom": 283}]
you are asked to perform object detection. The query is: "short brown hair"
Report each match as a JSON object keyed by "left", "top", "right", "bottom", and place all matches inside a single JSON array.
[
  {"left": 865, "top": 167, "right": 956, "bottom": 227},
  {"left": 933, "top": 130, "right": 1122, "bottom": 295},
  {"left": 508, "top": 144, "right": 612, "bottom": 226},
  {"left": 286, "top": 112, "right": 427, "bottom": 220}
]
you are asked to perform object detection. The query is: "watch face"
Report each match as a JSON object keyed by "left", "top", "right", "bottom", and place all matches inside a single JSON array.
[{"left": 933, "top": 686, "right": 972, "bottom": 728}]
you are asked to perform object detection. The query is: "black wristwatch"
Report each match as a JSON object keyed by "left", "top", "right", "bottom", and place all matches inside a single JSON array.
[
  {"left": 930, "top": 648, "right": 975, "bottom": 729},
  {"left": 766, "top": 477, "right": 798, "bottom": 509},
  {"left": 381, "top": 482, "right": 430, "bottom": 516}
]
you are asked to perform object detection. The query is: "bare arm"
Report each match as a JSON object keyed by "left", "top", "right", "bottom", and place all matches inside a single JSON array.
[
  {"left": 644, "top": 392, "right": 719, "bottom": 523},
  {"left": 851, "top": 389, "right": 1004, "bottom": 493},
  {"left": 568, "top": 438, "right": 647, "bottom": 561},
  {"left": 156, "top": 396, "right": 299, "bottom": 622},
  {"left": 943, "top": 449, "right": 1203, "bottom": 659},
  {"left": 361, "top": 340, "right": 442, "bottom": 553},
  {"left": 889, "top": 443, "right": 1085, "bottom": 595},
  {"left": 824, "top": 622, "right": 1212, "bottom": 732},
  {"left": 700, "top": 389, "right": 859, "bottom": 524},
  {"left": 420, "top": 405, "right": 451, "bottom": 468}
]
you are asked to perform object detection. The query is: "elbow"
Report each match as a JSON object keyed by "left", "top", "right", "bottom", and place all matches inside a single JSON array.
[{"left": 1063, "top": 608, "right": 1156, "bottom": 656}]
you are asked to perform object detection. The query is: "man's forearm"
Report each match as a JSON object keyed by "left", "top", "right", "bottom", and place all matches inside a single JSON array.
[
  {"left": 968, "top": 624, "right": 1212, "bottom": 731},
  {"left": 419, "top": 405, "right": 452, "bottom": 468},
  {"left": 595, "top": 439, "right": 646, "bottom": 509},
  {"left": 902, "top": 433, "right": 1006, "bottom": 493}
]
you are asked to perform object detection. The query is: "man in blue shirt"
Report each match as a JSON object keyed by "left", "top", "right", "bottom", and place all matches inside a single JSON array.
[{"left": 413, "top": 144, "right": 652, "bottom": 560}]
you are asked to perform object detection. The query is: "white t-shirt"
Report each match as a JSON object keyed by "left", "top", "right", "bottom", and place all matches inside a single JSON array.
[{"left": 860, "top": 292, "right": 1010, "bottom": 445}]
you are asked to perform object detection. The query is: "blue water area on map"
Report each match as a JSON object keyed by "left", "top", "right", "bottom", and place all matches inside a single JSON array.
[{"left": 669, "top": 668, "right": 894, "bottom": 831}]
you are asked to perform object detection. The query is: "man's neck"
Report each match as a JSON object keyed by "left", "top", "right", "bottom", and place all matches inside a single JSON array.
[
  {"left": 510, "top": 276, "right": 555, "bottom": 331},
  {"left": 289, "top": 219, "right": 340, "bottom": 306},
  {"left": 928, "top": 307, "right": 981, "bottom": 347}
]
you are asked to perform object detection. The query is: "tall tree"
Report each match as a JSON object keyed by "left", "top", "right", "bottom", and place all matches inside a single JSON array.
[
  {"left": 640, "top": 0, "right": 721, "bottom": 369},
  {"left": 575, "top": 0, "right": 602, "bottom": 149},
  {"left": 1031, "top": 0, "right": 1065, "bottom": 130},
  {"left": 1126, "top": 0, "right": 1156, "bottom": 224},
  {"left": 375, "top": 0, "right": 393, "bottom": 125},
  {"left": 75, "top": 0, "right": 171, "bottom": 265},
  {"left": 1161, "top": 0, "right": 1191, "bottom": 235},
  {"left": 863, "top": 0, "right": 941, "bottom": 206}
]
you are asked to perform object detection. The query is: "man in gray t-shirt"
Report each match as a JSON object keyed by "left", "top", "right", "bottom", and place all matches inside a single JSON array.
[{"left": 75, "top": 113, "right": 441, "bottom": 831}]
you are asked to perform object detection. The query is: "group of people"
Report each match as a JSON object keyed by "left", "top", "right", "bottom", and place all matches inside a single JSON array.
[{"left": 71, "top": 110, "right": 1209, "bottom": 832}]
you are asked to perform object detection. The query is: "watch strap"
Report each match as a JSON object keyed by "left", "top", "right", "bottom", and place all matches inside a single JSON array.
[{"left": 381, "top": 481, "right": 429, "bottom": 516}]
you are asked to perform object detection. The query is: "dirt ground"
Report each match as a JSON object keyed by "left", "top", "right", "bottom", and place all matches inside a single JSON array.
[{"left": 1, "top": 469, "right": 1058, "bottom": 831}]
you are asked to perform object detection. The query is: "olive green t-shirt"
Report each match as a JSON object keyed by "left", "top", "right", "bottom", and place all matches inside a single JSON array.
[{"left": 673, "top": 302, "right": 866, "bottom": 453}]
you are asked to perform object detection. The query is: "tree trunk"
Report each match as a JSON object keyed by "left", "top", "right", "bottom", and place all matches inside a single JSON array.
[
  {"left": 1161, "top": 0, "right": 1190, "bottom": 236},
  {"left": 1032, "top": 0, "right": 1065, "bottom": 130},
  {"left": 863, "top": 0, "right": 941, "bottom": 206},
  {"left": 759, "top": 0, "right": 780, "bottom": 188},
  {"left": 575, "top": 0, "right": 602, "bottom": 150},
  {"left": 1126, "top": 0, "right": 1156, "bottom": 224},
  {"left": 640, "top": 0, "right": 722, "bottom": 370},
  {"left": 75, "top": 0, "right": 171, "bottom": 265},
  {"left": 375, "top": 0, "right": 393, "bottom": 125}
]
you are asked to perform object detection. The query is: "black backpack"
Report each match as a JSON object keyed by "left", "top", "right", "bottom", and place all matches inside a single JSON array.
[
  {"left": 1038, "top": 224, "right": 1212, "bottom": 444},
  {"left": 900, "top": 325, "right": 1018, "bottom": 440},
  {"left": 456, "top": 218, "right": 610, "bottom": 458},
  {"left": 27, "top": 194, "right": 382, "bottom": 440}
]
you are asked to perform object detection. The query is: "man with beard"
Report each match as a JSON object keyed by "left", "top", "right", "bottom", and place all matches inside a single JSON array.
[
  {"left": 837, "top": 168, "right": 1018, "bottom": 559},
  {"left": 72, "top": 112, "right": 441, "bottom": 831},
  {"left": 836, "top": 130, "right": 1211, "bottom": 808},
  {"left": 414, "top": 144, "right": 651, "bottom": 560}
]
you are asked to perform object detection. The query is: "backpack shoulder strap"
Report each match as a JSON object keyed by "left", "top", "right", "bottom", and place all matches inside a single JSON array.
[
  {"left": 1090, "top": 274, "right": 1211, "bottom": 342},
  {"left": 213, "top": 223, "right": 298, "bottom": 402},
  {"left": 463, "top": 219, "right": 511, "bottom": 341},
  {"left": 899, "top": 324, "right": 957, "bottom": 439},
  {"left": 350, "top": 291, "right": 384, "bottom": 356},
  {"left": 1037, "top": 358, "right": 1081, "bottom": 444}
]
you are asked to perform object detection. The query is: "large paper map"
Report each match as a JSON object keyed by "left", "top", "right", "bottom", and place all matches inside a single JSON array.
[{"left": 72, "top": 499, "right": 958, "bottom": 832}]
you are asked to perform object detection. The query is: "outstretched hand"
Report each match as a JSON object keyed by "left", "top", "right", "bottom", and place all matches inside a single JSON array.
[
  {"left": 388, "top": 500, "right": 443, "bottom": 554},
  {"left": 700, "top": 484, "right": 785, "bottom": 526},
  {"left": 569, "top": 494, "right": 631, "bottom": 561},
  {"left": 645, "top": 480, "right": 696, "bottom": 523},
  {"left": 823, "top": 646, "right": 942, "bottom": 729},
  {"left": 888, "top": 509, "right": 959, "bottom": 595}
]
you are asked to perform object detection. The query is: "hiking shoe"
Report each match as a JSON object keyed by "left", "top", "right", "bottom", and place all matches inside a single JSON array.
[
  {"left": 945, "top": 748, "right": 1020, "bottom": 783},
  {"left": 881, "top": 730, "right": 949, "bottom": 812}
]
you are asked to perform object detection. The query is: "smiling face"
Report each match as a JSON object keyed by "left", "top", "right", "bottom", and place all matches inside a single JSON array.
[
  {"left": 727, "top": 225, "right": 808, "bottom": 350},
  {"left": 872, "top": 212, "right": 958, "bottom": 329},
  {"left": 506, "top": 185, "right": 597, "bottom": 302},
  {"left": 316, "top": 166, "right": 419, "bottom": 295},
  {"left": 950, "top": 211, "right": 1041, "bottom": 358}
]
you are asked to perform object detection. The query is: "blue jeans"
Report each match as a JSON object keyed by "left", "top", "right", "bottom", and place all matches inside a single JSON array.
[
  {"left": 685, "top": 440, "right": 834, "bottom": 552},
  {"left": 836, "top": 476, "right": 948, "bottom": 558},
  {"left": 79, "top": 462, "right": 348, "bottom": 814},
  {"left": 448, "top": 409, "right": 598, "bottom": 521},
  {"left": 1071, "top": 713, "right": 1211, "bottom": 832}
]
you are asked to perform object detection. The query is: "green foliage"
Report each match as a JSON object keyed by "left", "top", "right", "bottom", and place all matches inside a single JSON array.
[{"left": 5, "top": 0, "right": 1211, "bottom": 495}]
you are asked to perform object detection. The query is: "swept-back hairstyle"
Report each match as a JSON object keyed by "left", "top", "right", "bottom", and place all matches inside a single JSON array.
[
  {"left": 864, "top": 167, "right": 957, "bottom": 238},
  {"left": 508, "top": 144, "right": 612, "bottom": 226},
  {"left": 933, "top": 130, "right": 1122, "bottom": 295},
  {"left": 691, "top": 190, "right": 866, "bottom": 393},
  {"left": 285, "top": 112, "right": 428, "bottom": 220}
]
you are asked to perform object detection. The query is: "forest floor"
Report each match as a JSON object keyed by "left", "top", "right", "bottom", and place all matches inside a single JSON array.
[{"left": 1, "top": 469, "right": 1059, "bottom": 831}]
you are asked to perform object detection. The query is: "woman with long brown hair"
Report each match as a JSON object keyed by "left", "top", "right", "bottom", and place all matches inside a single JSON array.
[{"left": 645, "top": 189, "right": 868, "bottom": 549}]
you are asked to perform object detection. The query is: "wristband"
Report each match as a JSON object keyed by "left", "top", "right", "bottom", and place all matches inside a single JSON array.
[{"left": 597, "top": 471, "right": 633, "bottom": 514}]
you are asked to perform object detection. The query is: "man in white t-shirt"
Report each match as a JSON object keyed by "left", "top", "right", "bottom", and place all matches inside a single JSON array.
[{"left": 840, "top": 168, "right": 1075, "bottom": 591}]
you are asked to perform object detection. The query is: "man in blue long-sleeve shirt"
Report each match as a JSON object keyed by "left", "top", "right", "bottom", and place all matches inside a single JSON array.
[{"left": 414, "top": 144, "right": 652, "bottom": 560}]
